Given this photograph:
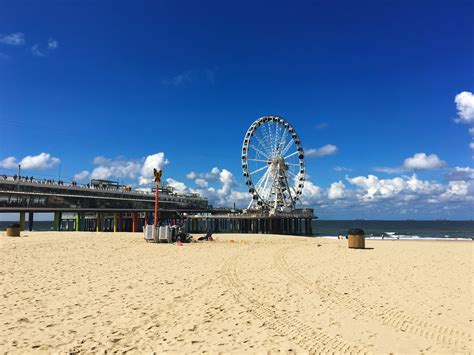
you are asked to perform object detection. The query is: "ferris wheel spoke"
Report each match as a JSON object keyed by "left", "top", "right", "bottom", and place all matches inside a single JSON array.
[
  {"left": 254, "top": 134, "right": 274, "bottom": 157},
  {"left": 250, "top": 164, "right": 270, "bottom": 175},
  {"left": 282, "top": 175, "right": 294, "bottom": 205},
  {"left": 260, "top": 171, "right": 272, "bottom": 197},
  {"left": 285, "top": 163, "right": 301, "bottom": 166},
  {"left": 248, "top": 158, "right": 270, "bottom": 163},
  {"left": 274, "top": 121, "right": 280, "bottom": 152},
  {"left": 261, "top": 171, "right": 274, "bottom": 202},
  {"left": 290, "top": 186, "right": 299, "bottom": 199},
  {"left": 284, "top": 151, "right": 299, "bottom": 159},
  {"left": 287, "top": 169, "right": 299, "bottom": 178},
  {"left": 257, "top": 125, "right": 272, "bottom": 157},
  {"left": 254, "top": 168, "right": 270, "bottom": 190},
  {"left": 249, "top": 144, "right": 271, "bottom": 159},
  {"left": 266, "top": 122, "right": 276, "bottom": 154},
  {"left": 276, "top": 130, "right": 288, "bottom": 154},
  {"left": 281, "top": 139, "right": 295, "bottom": 156}
]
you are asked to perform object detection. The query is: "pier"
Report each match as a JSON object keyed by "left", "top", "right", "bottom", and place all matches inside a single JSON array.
[
  {"left": 185, "top": 209, "right": 314, "bottom": 236},
  {"left": 0, "top": 175, "right": 315, "bottom": 235}
]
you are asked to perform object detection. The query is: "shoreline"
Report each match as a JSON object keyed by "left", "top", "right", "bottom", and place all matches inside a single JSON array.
[{"left": 5, "top": 230, "right": 473, "bottom": 241}]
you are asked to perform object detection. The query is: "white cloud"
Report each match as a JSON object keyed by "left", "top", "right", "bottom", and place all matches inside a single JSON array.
[
  {"left": 31, "top": 39, "right": 59, "bottom": 57},
  {"left": 186, "top": 167, "right": 221, "bottom": 181},
  {"left": 195, "top": 178, "right": 208, "bottom": 188},
  {"left": 454, "top": 91, "right": 474, "bottom": 124},
  {"left": 0, "top": 156, "right": 18, "bottom": 169},
  {"left": 186, "top": 167, "right": 244, "bottom": 207},
  {"left": 445, "top": 167, "right": 474, "bottom": 181},
  {"left": 445, "top": 180, "right": 469, "bottom": 196},
  {"left": 183, "top": 165, "right": 474, "bottom": 218},
  {"left": 163, "top": 68, "right": 218, "bottom": 87},
  {"left": 91, "top": 166, "right": 114, "bottom": 180},
  {"left": 377, "top": 152, "right": 447, "bottom": 173},
  {"left": 0, "top": 152, "right": 60, "bottom": 170},
  {"left": 345, "top": 173, "right": 454, "bottom": 205},
  {"left": 299, "top": 180, "right": 324, "bottom": 206},
  {"left": 139, "top": 153, "right": 169, "bottom": 185},
  {"left": 373, "top": 166, "right": 405, "bottom": 174},
  {"left": 186, "top": 171, "right": 197, "bottom": 180},
  {"left": 87, "top": 152, "right": 168, "bottom": 185},
  {"left": 91, "top": 159, "right": 141, "bottom": 180},
  {"left": 334, "top": 166, "right": 352, "bottom": 172},
  {"left": 162, "top": 70, "right": 193, "bottom": 87},
  {"left": 21, "top": 153, "right": 60, "bottom": 170},
  {"left": 31, "top": 44, "right": 45, "bottom": 57},
  {"left": 73, "top": 170, "right": 89, "bottom": 181},
  {"left": 0, "top": 32, "right": 25, "bottom": 46},
  {"left": 306, "top": 144, "right": 338, "bottom": 158},
  {"left": 225, "top": 190, "right": 250, "bottom": 207},
  {"left": 402, "top": 153, "right": 446, "bottom": 170},
  {"left": 439, "top": 181, "right": 473, "bottom": 202},
  {"left": 166, "top": 178, "right": 187, "bottom": 193},
  {"left": 93, "top": 156, "right": 110, "bottom": 165},
  {"left": 346, "top": 174, "right": 399, "bottom": 200},
  {"left": 328, "top": 181, "right": 346, "bottom": 199},
  {"left": 48, "top": 38, "right": 58, "bottom": 49},
  {"left": 315, "top": 122, "right": 328, "bottom": 129},
  {"left": 454, "top": 91, "right": 474, "bottom": 150},
  {"left": 217, "top": 169, "right": 235, "bottom": 196}
]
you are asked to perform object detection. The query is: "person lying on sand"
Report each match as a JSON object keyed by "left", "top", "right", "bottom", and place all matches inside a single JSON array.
[{"left": 197, "top": 229, "right": 213, "bottom": 241}]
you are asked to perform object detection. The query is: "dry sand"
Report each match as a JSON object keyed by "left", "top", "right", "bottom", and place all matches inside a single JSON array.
[{"left": 0, "top": 232, "right": 472, "bottom": 353}]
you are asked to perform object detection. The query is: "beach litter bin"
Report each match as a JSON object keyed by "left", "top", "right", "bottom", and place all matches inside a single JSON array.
[
  {"left": 348, "top": 228, "right": 365, "bottom": 249},
  {"left": 6, "top": 223, "right": 21, "bottom": 237}
]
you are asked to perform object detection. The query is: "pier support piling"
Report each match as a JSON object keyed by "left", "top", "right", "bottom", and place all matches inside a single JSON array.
[
  {"left": 96, "top": 213, "right": 101, "bottom": 232},
  {"left": 75, "top": 213, "right": 81, "bottom": 232},
  {"left": 132, "top": 212, "right": 138, "bottom": 232},
  {"left": 19, "top": 212, "right": 25, "bottom": 231},
  {"left": 28, "top": 212, "right": 34, "bottom": 231},
  {"left": 53, "top": 212, "right": 60, "bottom": 231},
  {"left": 113, "top": 212, "right": 118, "bottom": 233}
]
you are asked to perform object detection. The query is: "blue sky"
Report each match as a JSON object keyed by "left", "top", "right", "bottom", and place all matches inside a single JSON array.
[{"left": 0, "top": 0, "right": 473, "bottom": 219}]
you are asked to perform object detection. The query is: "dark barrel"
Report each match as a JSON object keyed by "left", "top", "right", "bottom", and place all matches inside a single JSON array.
[
  {"left": 348, "top": 228, "right": 365, "bottom": 249},
  {"left": 6, "top": 223, "right": 21, "bottom": 237}
]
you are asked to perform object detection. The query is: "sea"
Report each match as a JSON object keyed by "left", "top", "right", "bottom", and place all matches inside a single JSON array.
[
  {"left": 1, "top": 220, "right": 473, "bottom": 240},
  {"left": 313, "top": 220, "right": 474, "bottom": 240}
]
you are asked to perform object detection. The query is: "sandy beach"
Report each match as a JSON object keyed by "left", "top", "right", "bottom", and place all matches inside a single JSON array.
[{"left": 0, "top": 232, "right": 472, "bottom": 353}]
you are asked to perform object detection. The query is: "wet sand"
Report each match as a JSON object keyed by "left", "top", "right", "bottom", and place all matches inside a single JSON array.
[{"left": 0, "top": 232, "right": 472, "bottom": 353}]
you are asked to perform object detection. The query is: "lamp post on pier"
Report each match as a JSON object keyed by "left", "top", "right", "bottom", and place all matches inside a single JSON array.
[{"left": 153, "top": 168, "right": 162, "bottom": 226}]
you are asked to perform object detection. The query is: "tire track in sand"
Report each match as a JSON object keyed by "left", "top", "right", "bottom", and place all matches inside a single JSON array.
[
  {"left": 273, "top": 246, "right": 472, "bottom": 352},
  {"left": 221, "top": 248, "right": 362, "bottom": 353}
]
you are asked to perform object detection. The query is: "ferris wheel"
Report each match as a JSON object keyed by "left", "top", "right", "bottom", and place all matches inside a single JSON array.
[{"left": 241, "top": 116, "right": 305, "bottom": 211}]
